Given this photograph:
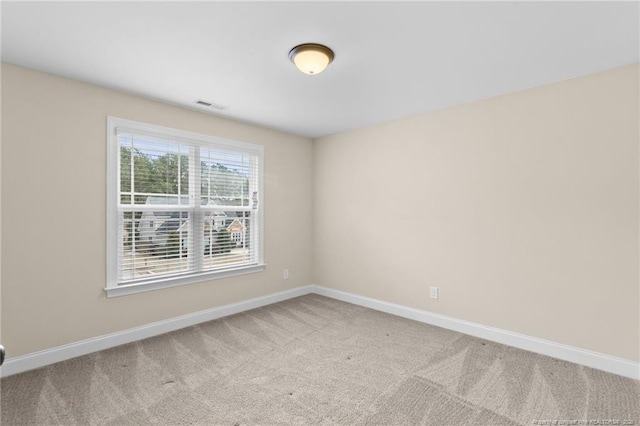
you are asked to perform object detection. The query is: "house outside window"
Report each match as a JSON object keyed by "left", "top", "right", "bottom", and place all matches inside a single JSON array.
[{"left": 106, "top": 117, "right": 264, "bottom": 297}]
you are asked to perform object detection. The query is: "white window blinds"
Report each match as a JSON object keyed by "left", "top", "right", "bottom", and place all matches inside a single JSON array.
[{"left": 107, "top": 117, "right": 264, "bottom": 295}]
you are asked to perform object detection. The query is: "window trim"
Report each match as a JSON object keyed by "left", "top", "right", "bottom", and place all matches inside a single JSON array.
[{"left": 105, "top": 116, "right": 265, "bottom": 298}]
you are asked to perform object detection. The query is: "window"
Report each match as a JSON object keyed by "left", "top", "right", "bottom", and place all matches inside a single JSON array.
[{"left": 106, "top": 117, "right": 264, "bottom": 297}]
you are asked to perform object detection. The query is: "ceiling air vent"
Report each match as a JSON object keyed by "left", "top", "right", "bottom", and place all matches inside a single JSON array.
[{"left": 195, "top": 99, "right": 227, "bottom": 111}]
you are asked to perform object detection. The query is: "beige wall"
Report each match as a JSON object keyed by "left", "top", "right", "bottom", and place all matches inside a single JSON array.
[
  {"left": 1, "top": 63, "right": 313, "bottom": 357},
  {"left": 3, "top": 62, "right": 639, "bottom": 364},
  {"left": 314, "top": 64, "right": 640, "bottom": 362}
]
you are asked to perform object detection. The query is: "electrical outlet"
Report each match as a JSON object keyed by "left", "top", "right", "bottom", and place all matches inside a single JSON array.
[
  {"left": 283, "top": 269, "right": 289, "bottom": 280},
  {"left": 430, "top": 286, "right": 439, "bottom": 300}
]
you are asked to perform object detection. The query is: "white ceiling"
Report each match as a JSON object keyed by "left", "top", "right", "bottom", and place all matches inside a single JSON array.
[{"left": 2, "top": 2, "right": 638, "bottom": 139}]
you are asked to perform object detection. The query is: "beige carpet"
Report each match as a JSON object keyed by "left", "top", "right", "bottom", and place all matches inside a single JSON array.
[{"left": 1, "top": 294, "right": 638, "bottom": 425}]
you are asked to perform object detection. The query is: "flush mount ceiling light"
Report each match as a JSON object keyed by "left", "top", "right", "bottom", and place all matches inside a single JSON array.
[{"left": 288, "top": 43, "right": 334, "bottom": 75}]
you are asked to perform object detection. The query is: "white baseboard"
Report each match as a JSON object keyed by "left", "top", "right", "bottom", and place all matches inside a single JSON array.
[
  {"left": 0, "top": 285, "right": 314, "bottom": 378},
  {"left": 311, "top": 285, "right": 640, "bottom": 380},
  {"left": 2, "top": 283, "right": 638, "bottom": 380}
]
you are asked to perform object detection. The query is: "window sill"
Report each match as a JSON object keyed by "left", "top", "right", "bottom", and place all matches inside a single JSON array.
[{"left": 105, "top": 264, "right": 266, "bottom": 298}]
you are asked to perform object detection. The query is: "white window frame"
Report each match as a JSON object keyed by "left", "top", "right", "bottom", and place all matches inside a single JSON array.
[{"left": 106, "top": 117, "right": 265, "bottom": 298}]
